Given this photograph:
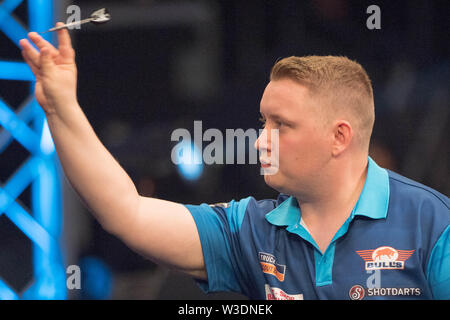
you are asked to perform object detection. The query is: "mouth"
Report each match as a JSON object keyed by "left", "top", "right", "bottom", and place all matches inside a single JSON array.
[
  {"left": 259, "top": 159, "right": 272, "bottom": 168},
  {"left": 259, "top": 160, "right": 279, "bottom": 176}
]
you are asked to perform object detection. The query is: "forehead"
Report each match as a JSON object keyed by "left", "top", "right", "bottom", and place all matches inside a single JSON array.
[{"left": 260, "top": 79, "right": 312, "bottom": 116}]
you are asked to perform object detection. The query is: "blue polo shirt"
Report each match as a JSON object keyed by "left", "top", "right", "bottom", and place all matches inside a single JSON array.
[{"left": 184, "top": 158, "right": 450, "bottom": 300}]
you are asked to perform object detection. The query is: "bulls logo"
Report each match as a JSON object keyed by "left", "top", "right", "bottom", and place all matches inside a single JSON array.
[{"left": 356, "top": 246, "right": 414, "bottom": 270}]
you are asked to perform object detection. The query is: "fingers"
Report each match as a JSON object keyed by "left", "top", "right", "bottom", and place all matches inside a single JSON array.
[
  {"left": 40, "top": 47, "right": 55, "bottom": 73},
  {"left": 28, "top": 32, "right": 59, "bottom": 57},
  {"left": 19, "top": 22, "right": 75, "bottom": 76},
  {"left": 56, "top": 22, "right": 75, "bottom": 60},
  {"left": 21, "top": 49, "right": 40, "bottom": 76},
  {"left": 19, "top": 38, "right": 40, "bottom": 67}
]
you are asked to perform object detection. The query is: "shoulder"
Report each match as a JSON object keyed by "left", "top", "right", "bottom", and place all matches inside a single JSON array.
[
  {"left": 386, "top": 170, "right": 449, "bottom": 244},
  {"left": 244, "top": 193, "right": 288, "bottom": 212},
  {"left": 209, "top": 193, "right": 289, "bottom": 216},
  {"left": 185, "top": 194, "right": 286, "bottom": 233},
  {"left": 214, "top": 193, "right": 291, "bottom": 233},
  {"left": 387, "top": 170, "right": 449, "bottom": 213},
  {"left": 387, "top": 170, "right": 449, "bottom": 206}
]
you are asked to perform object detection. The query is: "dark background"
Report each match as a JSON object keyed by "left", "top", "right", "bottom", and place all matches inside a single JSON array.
[{"left": 0, "top": 0, "right": 448, "bottom": 299}]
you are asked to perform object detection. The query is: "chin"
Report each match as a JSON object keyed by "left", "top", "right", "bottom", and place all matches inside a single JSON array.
[{"left": 263, "top": 173, "right": 288, "bottom": 194}]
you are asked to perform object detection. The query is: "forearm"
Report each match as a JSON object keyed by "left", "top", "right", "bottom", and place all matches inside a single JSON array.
[{"left": 46, "top": 101, "right": 139, "bottom": 234}]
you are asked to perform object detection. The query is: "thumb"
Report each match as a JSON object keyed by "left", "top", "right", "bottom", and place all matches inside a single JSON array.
[{"left": 40, "top": 47, "right": 55, "bottom": 72}]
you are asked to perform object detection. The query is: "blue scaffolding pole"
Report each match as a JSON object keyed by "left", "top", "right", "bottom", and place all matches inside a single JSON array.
[{"left": 0, "top": 0, "right": 66, "bottom": 299}]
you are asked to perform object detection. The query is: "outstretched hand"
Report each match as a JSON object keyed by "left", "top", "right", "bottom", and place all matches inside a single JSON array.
[{"left": 19, "top": 22, "right": 78, "bottom": 115}]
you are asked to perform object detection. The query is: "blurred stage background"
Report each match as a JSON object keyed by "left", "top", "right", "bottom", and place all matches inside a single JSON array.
[{"left": 0, "top": 0, "right": 449, "bottom": 299}]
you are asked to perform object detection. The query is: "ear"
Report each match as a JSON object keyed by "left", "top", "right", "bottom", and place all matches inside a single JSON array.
[{"left": 331, "top": 120, "right": 353, "bottom": 156}]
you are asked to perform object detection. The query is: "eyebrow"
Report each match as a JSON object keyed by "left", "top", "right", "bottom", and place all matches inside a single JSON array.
[
  {"left": 260, "top": 112, "right": 288, "bottom": 121},
  {"left": 260, "top": 111, "right": 299, "bottom": 128}
]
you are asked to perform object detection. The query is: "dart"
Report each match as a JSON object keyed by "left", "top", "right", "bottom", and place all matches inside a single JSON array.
[{"left": 41, "top": 8, "right": 111, "bottom": 33}]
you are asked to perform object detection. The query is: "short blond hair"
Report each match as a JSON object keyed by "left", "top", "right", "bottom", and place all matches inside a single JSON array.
[{"left": 270, "top": 56, "right": 375, "bottom": 151}]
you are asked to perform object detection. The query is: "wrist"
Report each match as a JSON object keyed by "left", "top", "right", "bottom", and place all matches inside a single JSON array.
[{"left": 45, "top": 99, "right": 81, "bottom": 125}]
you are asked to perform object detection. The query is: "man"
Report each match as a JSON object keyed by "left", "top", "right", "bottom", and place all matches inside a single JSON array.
[{"left": 19, "top": 23, "right": 449, "bottom": 300}]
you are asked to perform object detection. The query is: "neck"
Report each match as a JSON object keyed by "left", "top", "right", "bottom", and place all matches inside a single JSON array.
[{"left": 295, "top": 154, "right": 368, "bottom": 223}]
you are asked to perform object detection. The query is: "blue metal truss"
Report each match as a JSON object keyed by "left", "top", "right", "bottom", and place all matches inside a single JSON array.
[{"left": 0, "top": 0, "right": 66, "bottom": 299}]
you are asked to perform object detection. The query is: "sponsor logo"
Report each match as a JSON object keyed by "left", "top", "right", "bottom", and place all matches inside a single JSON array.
[
  {"left": 349, "top": 285, "right": 365, "bottom": 300},
  {"left": 349, "top": 285, "right": 421, "bottom": 300},
  {"left": 259, "top": 252, "right": 286, "bottom": 282},
  {"left": 265, "top": 284, "right": 303, "bottom": 300},
  {"left": 356, "top": 246, "right": 414, "bottom": 270}
]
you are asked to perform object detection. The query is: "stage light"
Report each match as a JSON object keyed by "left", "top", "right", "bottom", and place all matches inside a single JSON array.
[
  {"left": 80, "top": 256, "right": 113, "bottom": 300},
  {"left": 174, "top": 140, "right": 203, "bottom": 181}
]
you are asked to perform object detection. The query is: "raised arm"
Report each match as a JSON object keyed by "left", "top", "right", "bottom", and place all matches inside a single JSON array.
[{"left": 19, "top": 23, "right": 206, "bottom": 279}]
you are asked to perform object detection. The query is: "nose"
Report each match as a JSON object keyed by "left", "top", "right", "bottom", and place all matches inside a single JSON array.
[{"left": 255, "top": 127, "right": 270, "bottom": 152}]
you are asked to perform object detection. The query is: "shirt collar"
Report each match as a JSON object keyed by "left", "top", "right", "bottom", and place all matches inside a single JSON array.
[{"left": 265, "top": 157, "right": 390, "bottom": 226}]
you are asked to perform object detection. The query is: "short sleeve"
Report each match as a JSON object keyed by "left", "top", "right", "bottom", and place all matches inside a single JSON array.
[
  {"left": 184, "top": 197, "right": 252, "bottom": 294},
  {"left": 427, "top": 224, "right": 450, "bottom": 299}
]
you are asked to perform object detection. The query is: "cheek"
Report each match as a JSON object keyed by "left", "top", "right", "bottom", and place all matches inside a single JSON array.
[
  {"left": 279, "top": 132, "right": 327, "bottom": 165},
  {"left": 279, "top": 134, "right": 308, "bottom": 158},
  {"left": 276, "top": 139, "right": 302, "bottom": 173}
]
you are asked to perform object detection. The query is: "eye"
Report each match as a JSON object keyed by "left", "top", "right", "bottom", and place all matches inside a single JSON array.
[
  {"left": 258, "top": 116, "right": 266, "bottom": 128},
  {"left": 270, "top": 119, "right": 285, "bottom": 128}
]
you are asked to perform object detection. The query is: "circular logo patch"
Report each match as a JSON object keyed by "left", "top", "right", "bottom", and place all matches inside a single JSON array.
[{"left": 349, "top": 285, "right": 365, "bottom": 300}]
